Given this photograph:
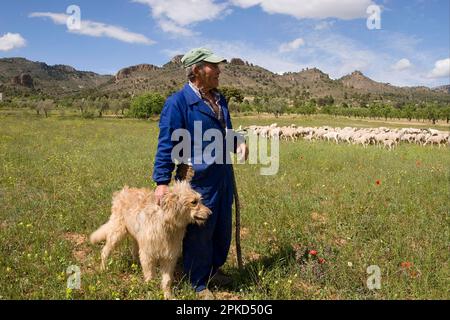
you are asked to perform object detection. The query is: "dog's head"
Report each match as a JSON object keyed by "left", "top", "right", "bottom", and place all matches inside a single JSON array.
[{"left": 161, "top": 181, "right": 211, "bottom": 226}]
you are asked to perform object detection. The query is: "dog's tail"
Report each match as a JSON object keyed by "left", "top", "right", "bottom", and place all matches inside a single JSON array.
[
  {"left": 89, "top": 222, "right": 111, "bottom": 244},
  {"left": 90, "top": 187, "right": 127, "bottom": 244}
]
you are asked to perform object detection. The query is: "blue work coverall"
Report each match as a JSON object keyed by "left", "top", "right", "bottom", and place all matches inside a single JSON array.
[{"left": 152, "top": 83, "right": 235, "bottom": 292}]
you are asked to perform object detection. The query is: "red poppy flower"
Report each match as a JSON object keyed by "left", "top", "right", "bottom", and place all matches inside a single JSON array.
[
  {"left": 400, "top": 261, "right": 412, "bottom": 269},
  {"left": 309, "top": 250, "right": 318, "bottom": 256},
  {"left": 375, "top": 180, "right": 381, "bottom": 185},
  {"left": 318, "top": 258, "right": 326, "bottom": 264}
]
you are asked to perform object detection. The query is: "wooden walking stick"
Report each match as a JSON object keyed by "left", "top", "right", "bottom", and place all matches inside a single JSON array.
[{"left": 231, "top": 165, "right": 243, "bottom": 270}]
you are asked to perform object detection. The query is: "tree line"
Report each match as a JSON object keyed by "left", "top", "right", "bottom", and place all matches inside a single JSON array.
[{"left": 1, "top": 87, "right": 450, "bottom": 124}]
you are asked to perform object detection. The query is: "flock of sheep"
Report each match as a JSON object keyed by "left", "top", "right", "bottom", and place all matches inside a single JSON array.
[{"left": 239, "top": 124, "right": 450, "bottom": 150}]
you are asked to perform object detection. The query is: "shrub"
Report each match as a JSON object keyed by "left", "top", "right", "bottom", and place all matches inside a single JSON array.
[{"left": 128, "top": 93, "right": 165, "bottom": 119}]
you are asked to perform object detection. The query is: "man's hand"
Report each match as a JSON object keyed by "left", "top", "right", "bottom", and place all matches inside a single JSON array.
[
  {"left": 237, "top": 143, "right": 248, "bottom": 162},
  {"left": 155, "top": 184, "right": 169, "bottom": 205}
]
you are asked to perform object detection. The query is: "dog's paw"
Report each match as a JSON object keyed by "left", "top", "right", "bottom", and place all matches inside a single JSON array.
[
  {"left": 164, "top": 292, "right": 175, "bottom": 300},
  {"left": 144, "top": 275, "right": 154, "bottom": 282}
]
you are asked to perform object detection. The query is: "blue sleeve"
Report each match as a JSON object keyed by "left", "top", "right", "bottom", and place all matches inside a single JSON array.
[{"left": 152, "top": 96, "right": 185, "bottom": 185}]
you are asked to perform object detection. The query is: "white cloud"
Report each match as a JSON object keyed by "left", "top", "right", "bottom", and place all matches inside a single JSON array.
[
  {"left": 0, "top": 33, "right": 26, "bottom": 51},
  {"left": 229, "top": 0, "right": 261, "bottom": 8},
  {"left": 428, "top": 58, "right": 450, "bottom": 79},
  {"left": 132, "top": 0, "right": 227, "bottom": 36},
  {"left": 158, "top": 19, "right": 197, "bottom": 37},
  {"left": 231, "top": 0, "right": 375, "bottom": 20},
  {"left": 369, "top": 32, "right": 448, "bottom": 86},
  {"left": 278, "top": 33, "right": 426, "bottom": 87},
  {"left": 279, "top": 38, "right": 305, "bottom": 53},
  {"left": 29, "top": 12, "right": 155, "bottom": 45},
  {"left": 288, "top": 32, "right": 439, "bottom": 87},
  {"left": 392, "top": 58, "right": 412, "bottom": 71},
  {"left": 314, "top": 20, "right": 335, "bottom": 30},
  {"left": 302, "top": 33, "right": 377, "bottom": 78},
  {"left": 133, "top": 0, "right": 379, "bottom": 36},
  {"left": 29, "top": 12, "right": 67, "bottom": 24},
  {"left": 380, "top": 32, "right": 422, "bottom": 56}
]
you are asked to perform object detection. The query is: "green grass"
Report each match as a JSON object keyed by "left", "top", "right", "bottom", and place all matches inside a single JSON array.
[{"left": 1, "top": 113, "right": 449, "bottom": 300}]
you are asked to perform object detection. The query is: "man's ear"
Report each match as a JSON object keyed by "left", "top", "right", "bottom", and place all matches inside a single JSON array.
[
  {"left": 192, "top": 66, "right": 198, "bottom": 78},
  {"left": 192, "top": 64, "right": 203, "bottom": 77}
]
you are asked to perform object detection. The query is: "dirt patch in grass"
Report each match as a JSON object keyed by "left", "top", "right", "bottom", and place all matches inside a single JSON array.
[
  {"left": 63, "top": 232, "right": 93, "bottom": 271},
  {"left": 73, "top": 248, "right": 89, "bottom": 263},
  {"left": 311, "top": 212, "right": 328, "bottom": 225},
  {"left": 63, "top": 232, "right": 87, "bottom": 246}
]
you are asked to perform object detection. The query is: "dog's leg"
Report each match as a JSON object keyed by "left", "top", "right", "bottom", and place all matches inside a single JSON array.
[
  {"left": 129, "top": 238, "right": 139, "bottom": 263},
  {"left": 139, "top": 250, "right": 156, "bottom": 282},
  {"left": 100, "top": 227, "right": 126, "bottom": 270},
  {"left": 160, "top": 258, "right": 176, "bottom": 300}
]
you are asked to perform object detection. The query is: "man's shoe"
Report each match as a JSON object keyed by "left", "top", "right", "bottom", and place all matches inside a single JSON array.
[
  {"left": 210, "top": 270, "right": 233, "bottom": 287},
  {"left": 196, "top": 288, "right": 215, "bottom": 300}
]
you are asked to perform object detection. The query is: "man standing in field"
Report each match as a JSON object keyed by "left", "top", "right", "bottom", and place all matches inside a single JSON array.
[{"left": 152, "top": 48, "right": 247, "bottom": 299}]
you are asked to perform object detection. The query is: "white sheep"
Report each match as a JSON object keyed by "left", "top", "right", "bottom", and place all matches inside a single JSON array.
[
  {"left": 424, "top": 134, "right": 447, "bottom": 148},
  {"left": 382, "top": 139, "right": 396, "bottom": 151}
]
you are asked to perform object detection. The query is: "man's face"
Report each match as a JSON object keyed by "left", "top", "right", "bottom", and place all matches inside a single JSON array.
[{"left": 195, "top": 62, "right": 221, "bottom": 91}]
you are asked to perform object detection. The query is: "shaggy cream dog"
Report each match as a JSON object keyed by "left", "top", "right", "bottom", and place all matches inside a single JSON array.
[{"left": 90, "top": 180, "right": 211, "bottom": 299}]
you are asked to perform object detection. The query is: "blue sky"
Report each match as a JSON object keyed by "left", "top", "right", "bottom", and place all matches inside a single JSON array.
[{"left": 0, "top": 0, "right": 449, "bottom": 87}]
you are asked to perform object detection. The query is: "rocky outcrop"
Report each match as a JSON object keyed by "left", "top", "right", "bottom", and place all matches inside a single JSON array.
[
  {"left": 170, "top": 55, "right": 183, "bottom": 65},
  {"left": 11, "top": 73, "right": 34, "bottom": 88},
  {"left": 230, "top": 58, "right": 246, "bottom": 66},
  {"left": 53, "top": 65, "right": 77, "bottom": 73},
  {"left": 115, "top": 64, "right": 159, "bottom": 81},
  {"left": 339, "top": 70, "right": 398, "bottom": 94},
  {"left": 433, "top": 84, "right": 450, "bottom": 94},
  {"left": 340, "top": 70, "right": 374, "bottom": 88},
  {"left": 283, "top": 67, "right": 331, "bottom": 82},
  {"left": 0, "top": 57, "right": 112, "bottom": 95},
  {"left": 162, "top": 55, "right": 184, "bottom": 68}
]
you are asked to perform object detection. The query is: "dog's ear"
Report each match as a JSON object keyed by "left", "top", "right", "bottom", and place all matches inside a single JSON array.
[
  {"left": 161, "top": 192, "right": 179, "bottom": 213},
  {"left": 185, "top": 166, "right": 194, "bottom": 182}
]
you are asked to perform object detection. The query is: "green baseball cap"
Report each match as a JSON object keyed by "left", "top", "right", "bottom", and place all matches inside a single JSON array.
[{"left": 181, "top": 48, "right": 226, "bottom": 68}]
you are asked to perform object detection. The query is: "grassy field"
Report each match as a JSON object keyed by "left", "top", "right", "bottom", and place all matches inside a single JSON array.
[{"left": 0, "top": 112, "right": 449, "bottom": 300}]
